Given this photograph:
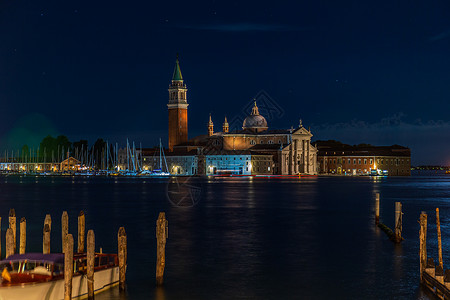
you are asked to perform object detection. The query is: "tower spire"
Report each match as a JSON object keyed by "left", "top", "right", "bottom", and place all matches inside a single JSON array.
[
  {"left": 223, "top": 116, "right": 229, "bottom": 133},
  {"left": 172, "top": 54, "right": 183, "bottom": 81},
  {"left": 208, "top": 114, "right": 214, "bottom": 136}
]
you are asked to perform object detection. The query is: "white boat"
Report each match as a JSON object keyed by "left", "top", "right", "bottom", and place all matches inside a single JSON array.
[
  {"left": 149, "top": 139, "right": 171, "bottom": 176},
  {"left": 121, "top": 171, "right": 139, "bottom": 176},
  {"left": 0, "top": 253, "right": 119, "bottom": 300},
  {"left": 148, "top": 169, "right": 171, "bottom": 176}
]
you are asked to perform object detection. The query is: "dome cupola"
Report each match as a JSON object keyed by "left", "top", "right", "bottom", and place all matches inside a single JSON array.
[{"left": 242, "top": 102, "right": 268, "bottom": 133}]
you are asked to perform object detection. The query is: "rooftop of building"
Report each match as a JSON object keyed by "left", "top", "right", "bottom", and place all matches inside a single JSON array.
[
  {"left": 315, "top": 140, "right": 411, "bottom": 157},
  {"left": 226, "top": 128, "right": 295, "bottom": 135}
]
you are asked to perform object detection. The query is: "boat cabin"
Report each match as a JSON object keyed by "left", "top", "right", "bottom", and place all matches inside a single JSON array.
[{"left": 0, "top": 253, "right": 118, "bottom": 286}]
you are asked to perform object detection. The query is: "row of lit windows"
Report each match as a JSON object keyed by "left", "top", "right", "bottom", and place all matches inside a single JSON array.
[
  {"left": 326, "top": 157, "right": 409, "bottom": 166},
  {"left": 207, "top": 157, "right": 250, "bottom": 161},
  {"left": 377, "top": 158, "right": 409, "bottom": 165},
  {"left": 250, "top": 139, "right": 280, "bottom": 145},
  {"left": 328, "top": 169, "right": 408, "bottom": 175},
  {"left": 253, "top": 161, "right": 271, "bottom": 166},
  {"left": 328, "top": 158, "right": 373, "bottom": 165},
  {"left": 254, "top": 166, "right": 271, "bottom": 172}
]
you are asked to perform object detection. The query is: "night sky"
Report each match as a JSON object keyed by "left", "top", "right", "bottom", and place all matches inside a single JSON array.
[{"left": 1, "top": 0, "right": 449, "bottom": 165}]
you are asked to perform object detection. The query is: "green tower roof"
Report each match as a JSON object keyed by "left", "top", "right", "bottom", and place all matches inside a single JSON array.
[{"left": 172, "top": 56, "right": 183, "bottom": 81}]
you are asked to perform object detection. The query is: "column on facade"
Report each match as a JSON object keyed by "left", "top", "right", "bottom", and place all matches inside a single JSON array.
[
  {"left": 306, "top": 141, "right": 310, "bottom": 174},
  {"left": 294, "top": 139, "right": 298, "bottom": 174},
  {"left": 312, "top": 148, "right": 317, "bottom": 174},
  {"left": 288, "top": 143, "right": 293, "bottom": 175},
  {"left": 300, "top": 139, "right": 304, "bottom": 173}
]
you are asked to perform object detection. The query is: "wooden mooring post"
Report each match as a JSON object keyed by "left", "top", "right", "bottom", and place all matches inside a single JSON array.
[
  {"left": 437, "top": 208, "right": 443, "bottom": 270},
  {"left": 62, "top": 211, "right": 68, "bottom": 253},
  {"left": 418, "top": 209, "right": 450, "bottom": 298},
  {"left": 64, "top": 234, "right": 74, "bottom": 300},
  {"left": 44, "top": 214, "right": 52, "bottom": 231},
  {"left": 87, "top": 230, "right": 95, "bottom": 299},
  {"left": 419, "top": 211, "right": 427, "bottom": 283},
  {"left": 0, "top": 217, "right": 2, "bottom": 259},
  {"left": 118, "top": 227, "right": 127, "bottom": 291},
  {"left": 78, "top": 211, "right": 85, "bottom": 253},
  {"left": 156, "top": 212, "right": 168, "bottom": 286},
  {"left": 394, "top": 202, "right": 403, "bottom": 243},
  {"left": 43, "top": 224, "right": 51, "bottom": 254},
  {"left": 19, "top": 217, "right": 26, "bottom": 254},
  {"left": 9, "top": 209, "right": 16, "bottom": 253},
  {"left": 375, "top": 192, "right": 380, "bottom": 225},
  {"left": 376, "top": 200, "right": 403, "bottom": 243},
  {"left": 5, "top": 228, "right": 14, "bottom": 258}
]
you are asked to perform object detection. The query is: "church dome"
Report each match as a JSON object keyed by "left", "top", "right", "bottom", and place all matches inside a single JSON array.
[{"left": 243, "top": 102, "right": 268, "bottom": 132}]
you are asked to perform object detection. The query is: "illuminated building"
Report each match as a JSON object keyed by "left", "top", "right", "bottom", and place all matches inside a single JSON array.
[
  {"left": 204, "top": 154, "right": 252, "bottom": 175},
  {"left": 167, "top": 56, "right": 188, "bottom": 151},
  {"left": 174, "top": 102, "right": 318, "bottom": 175},
  {"left": 316, "top": 141, "right": 411, "bottom": 176},
  {"left": 60, "top": 157, "right": 81, "bottom": 171}
]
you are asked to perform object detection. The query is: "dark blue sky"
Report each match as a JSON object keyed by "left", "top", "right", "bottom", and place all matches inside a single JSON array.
[{"left": 0, "top": 0, "right": 449, "bottom": 165}]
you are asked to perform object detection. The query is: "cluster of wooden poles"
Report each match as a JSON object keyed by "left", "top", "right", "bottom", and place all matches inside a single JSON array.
[
  {"left": 419, "top": 209, "right": 450, "bottom": 299},
  {"left": 2, "top": 209, "right": 127, "bottom": 300},
  {"left": 374, "top": 192, "right": 403, "bottom": 243},
  {"left": 374, "top": 193, "right": 450, "bottom": 297}
]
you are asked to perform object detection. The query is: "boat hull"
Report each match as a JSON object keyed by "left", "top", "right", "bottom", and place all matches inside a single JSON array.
[{"left": 0, "top": 266, "right": 119, "bottom": 300}]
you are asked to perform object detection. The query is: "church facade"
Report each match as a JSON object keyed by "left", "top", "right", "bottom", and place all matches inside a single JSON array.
[{"left": 166, "top": 57, "right": 318, "bottom": 175}]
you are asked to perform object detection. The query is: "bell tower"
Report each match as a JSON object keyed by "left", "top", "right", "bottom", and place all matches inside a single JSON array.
[
  {"left": 167, "top": 55, "right": 188, "bottom": 151},
  {"left": 223, "top": 116, "right": 229, "bottom": 133},
  {"left": 208, "top": 114, "right": 214, "bottom": 136}
]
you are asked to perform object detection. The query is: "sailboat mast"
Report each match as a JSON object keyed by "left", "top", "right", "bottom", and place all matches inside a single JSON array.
[
  {"left": 106, "top": 140, "right": 109, "bottom": 171},
  {"left": 132, "top": 141, "right": 136, "bottom": 172},
  {"left": 126, "top": 139, "right": 130, "bottom": 171},
  {"left": 159, "top": 139, "right": 162, "bottom": 170}
]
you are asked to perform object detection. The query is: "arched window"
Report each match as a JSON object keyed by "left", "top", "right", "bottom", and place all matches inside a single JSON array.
[{"left": 250, "top": 140, "right": 256, "bottom": 145}]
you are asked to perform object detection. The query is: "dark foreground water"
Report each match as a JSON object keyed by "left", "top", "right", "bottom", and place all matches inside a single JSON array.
[{"left": 0, "top": 173, "right": 449, "bottom": 299}]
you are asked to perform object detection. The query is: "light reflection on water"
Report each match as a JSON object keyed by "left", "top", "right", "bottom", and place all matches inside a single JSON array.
[{"left": 0, "top": 174, "right": 448, "bottom": 299}]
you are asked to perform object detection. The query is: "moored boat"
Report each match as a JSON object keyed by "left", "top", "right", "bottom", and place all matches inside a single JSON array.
[{"left": 0, "top": 252, "right": 119, "bottom": 300}]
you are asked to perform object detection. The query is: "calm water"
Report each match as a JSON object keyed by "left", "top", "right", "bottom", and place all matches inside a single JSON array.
[{"left": 0, "top": 173, "right": 449, "bottom": 299}]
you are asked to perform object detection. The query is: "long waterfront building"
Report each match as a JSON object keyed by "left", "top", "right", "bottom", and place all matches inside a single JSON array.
[{"left": 316, "top": 141, "right": 411, "bottom": 176}]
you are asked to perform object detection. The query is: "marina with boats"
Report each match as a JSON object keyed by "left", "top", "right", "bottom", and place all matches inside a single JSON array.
[{"left": 0, "top": 139, "right": 171, "bottom": 177}]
